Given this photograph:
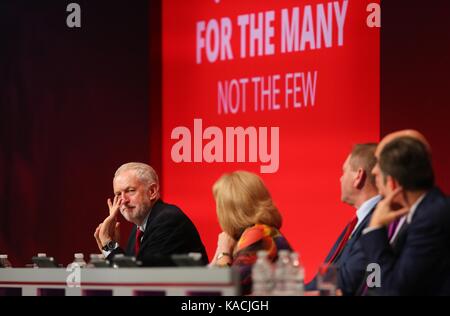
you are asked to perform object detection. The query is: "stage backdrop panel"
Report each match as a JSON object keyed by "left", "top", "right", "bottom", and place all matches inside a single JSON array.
[{"left": 162, "top": 0, "right": 379, "bottom": 280}]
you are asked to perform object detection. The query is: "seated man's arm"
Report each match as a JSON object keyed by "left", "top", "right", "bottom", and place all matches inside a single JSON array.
[{"left": 138, "top": 209, "right": 207, "bottom": 266}]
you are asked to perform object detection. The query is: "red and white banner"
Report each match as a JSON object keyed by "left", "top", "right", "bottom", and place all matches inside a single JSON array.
[{"left": 162, "top": 0, "right": 379, "bottom": 280}]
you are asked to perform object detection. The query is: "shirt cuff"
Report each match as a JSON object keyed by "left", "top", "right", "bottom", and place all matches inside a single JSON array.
[
  {"left": 362, "top": 226, "right": 383, "bottom": 235},
  {"left": 101, "top": 243, "right": 119, "bottom": 258}
]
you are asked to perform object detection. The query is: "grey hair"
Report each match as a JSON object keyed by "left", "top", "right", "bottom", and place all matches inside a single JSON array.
[{"left": 114, "top": 162, "right": 159, "bottom": 188}]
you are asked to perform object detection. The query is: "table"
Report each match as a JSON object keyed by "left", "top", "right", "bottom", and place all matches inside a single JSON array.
[{"left": 0, "top": 267, "right": 240, "bottom": 296}]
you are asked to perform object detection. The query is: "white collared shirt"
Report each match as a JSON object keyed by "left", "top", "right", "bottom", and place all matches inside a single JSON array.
[
  {"left": 135, "top": 211, "right": 151, "bottom": 242},
  {"left": 101, "top": 210, "right": 151, "bottom": 258},
  {"left": 351, "top": 195, "right": 382, "bottom": 236}
]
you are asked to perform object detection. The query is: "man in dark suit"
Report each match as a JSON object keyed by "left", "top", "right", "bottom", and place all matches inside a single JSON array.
[
  {"left": 94, "top": 162, "right": 208, "bottom": 266},
  {"left": 361, "top": 132, "right": 450, "bottom": 295},
  {"left": 306, "top": 144, "right": 380, "bottom": 295}
]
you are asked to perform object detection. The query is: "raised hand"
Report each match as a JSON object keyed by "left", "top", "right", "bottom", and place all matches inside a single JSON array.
[
  {"left": 107, "top": 195, "right": 122, "bottom": 218},
  {"left": 97, "top": 196, "right": 123, "bottom": 247},
  {"left": 369, "top": 187, "right": 411, "bottom": 228}
]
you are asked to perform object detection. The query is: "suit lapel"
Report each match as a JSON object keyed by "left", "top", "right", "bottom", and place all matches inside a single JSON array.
[
  {"left": 126, "top": 225, "right": 138, "bottom": 255},
  {"left": 389, "top": 188, "right": 439, "bottom": 252},
  {"left": 351, "top": 206, "right": 375, "bottom": 239},
  {"left": 390, "top": 200, "right": 421, "bottom": 251},
  {"left": 391, "top": 221, "right": 409, "bottom": 252},
  {"left": 334, "top": 206, "right": 376, "bottom": 264},
  {"left": 140, "top": 199, "right": 164, "bottom": 247},
  {"left": 324, "top": 225, "right": 348, "bottom": 263}
]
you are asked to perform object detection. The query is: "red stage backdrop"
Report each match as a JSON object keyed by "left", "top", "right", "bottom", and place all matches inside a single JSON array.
[{"left": 162, "top": 0, "right": 379, "bottom": 280}]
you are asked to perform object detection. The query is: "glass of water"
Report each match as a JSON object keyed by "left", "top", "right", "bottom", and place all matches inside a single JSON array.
[{"left": 317, "top": 263, "right": 338, "bottom": 296}]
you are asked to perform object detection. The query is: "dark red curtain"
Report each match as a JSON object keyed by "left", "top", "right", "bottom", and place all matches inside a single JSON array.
[
  {"left": 0, "top": 0, "right": 161, "bottom": 266},
  {"left": 381, "top": 0, "right": 450, "bottom": 194}
]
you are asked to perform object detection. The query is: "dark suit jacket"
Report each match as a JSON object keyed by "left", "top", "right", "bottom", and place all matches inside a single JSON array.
[
  {"left": 360, "top": 187, "right": 450, "bottom": 295},
  {"left": 107, "top": 199, "right": 208, "bottom": 266},
  {"left": 305, "top": 205, "right": 376, "bottom": 295}
]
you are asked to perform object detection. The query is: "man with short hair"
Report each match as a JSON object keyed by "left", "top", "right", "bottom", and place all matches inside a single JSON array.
[
  {"left": 361, "top": 133, "right": 450, "bottom": 295},
  {"left": 94, "top": 162, "right": 208, "bottom": 266},
  {"left": 306, "top": 144, "right": 381, "bottom": 295}
]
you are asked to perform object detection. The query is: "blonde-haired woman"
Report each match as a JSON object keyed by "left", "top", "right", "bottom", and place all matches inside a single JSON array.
[{"left": 210, "top": 171, "right": 293, "bottom": 295}]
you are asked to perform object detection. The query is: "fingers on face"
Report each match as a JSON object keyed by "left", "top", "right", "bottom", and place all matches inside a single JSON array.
[{"left": 114, "top": 195, "right": 122, "bottom": 205}]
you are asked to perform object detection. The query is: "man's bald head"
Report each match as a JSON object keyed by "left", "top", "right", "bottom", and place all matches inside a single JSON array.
[{"left": 377, "top": 129, "right": 431, "bottom": 158}]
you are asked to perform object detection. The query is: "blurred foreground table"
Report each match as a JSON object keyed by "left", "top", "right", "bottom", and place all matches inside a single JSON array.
[{"left": 0, "top": 267, "right": 239, "bottom": 296}]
